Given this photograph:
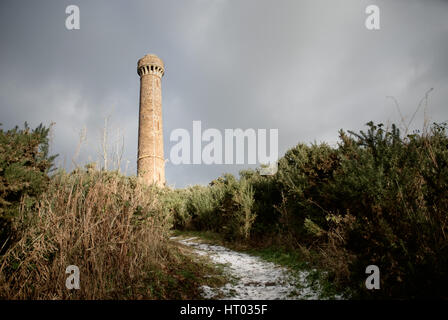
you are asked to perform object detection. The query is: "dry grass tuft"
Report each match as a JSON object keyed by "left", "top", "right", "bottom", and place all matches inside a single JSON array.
[{"left": 0, "top": 169, "right": 175, "bottom": 299}]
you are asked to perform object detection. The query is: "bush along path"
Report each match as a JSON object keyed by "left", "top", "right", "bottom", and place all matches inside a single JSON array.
[{"left": 171, "top": 235, "right": 342, "bottom": 300}]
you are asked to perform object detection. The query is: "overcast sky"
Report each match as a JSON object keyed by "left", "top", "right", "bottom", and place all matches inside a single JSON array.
[{"left": 1, "top": 0, "right": 447, "bottom": 187}]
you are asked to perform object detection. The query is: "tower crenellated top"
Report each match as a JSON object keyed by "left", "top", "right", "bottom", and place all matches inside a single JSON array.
[{"left": 137, "top": 54, "right": 164, "bottom": 78}]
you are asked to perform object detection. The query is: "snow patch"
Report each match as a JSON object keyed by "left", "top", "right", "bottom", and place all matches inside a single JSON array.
[{"left": 174, "top": 236, "right": 323, "bottom": 300}]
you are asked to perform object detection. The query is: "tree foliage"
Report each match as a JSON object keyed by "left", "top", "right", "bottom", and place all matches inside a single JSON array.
[{"left": 0, "top": 123, "right": 57, "bottom": 253}]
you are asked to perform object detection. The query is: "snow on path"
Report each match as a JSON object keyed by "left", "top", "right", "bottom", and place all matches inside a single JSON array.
[{"left": 171, "top": 236, "right": 321, "bottom": 300}]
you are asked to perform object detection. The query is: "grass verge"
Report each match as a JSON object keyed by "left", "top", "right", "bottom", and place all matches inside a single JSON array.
[
  {"left": 171, "top": 230, "right": 346, "bottom": 299},
  {"left": 0, "top": 169, "right": 227, "bottom": 299}
]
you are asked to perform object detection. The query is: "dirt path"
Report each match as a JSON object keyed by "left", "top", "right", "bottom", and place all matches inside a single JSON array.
[{"left": 172, "top": 236, "right": 323, "bottom": 300}]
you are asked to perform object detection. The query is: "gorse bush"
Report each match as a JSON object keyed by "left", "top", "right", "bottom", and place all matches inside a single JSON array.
[
  {"left": 275, "top": 142, "right": 340, "bottom": 243},
  {"left": 188, "top": 184, "right": 223, "bottom": 232},
  {"left": 212, "top": 174, "right": 255, "bottom": 241},
  {"left": 160, "top": 188, "right": 190, "bottom": 229},
  {"left": 167, "top": 174, "right": 256, "bottom": 241},
  {"left": 4, "top": 119, "right": 445, "bottom": 298},
  {"left": 328, "top": 122, "right": 448, "bottom": 298},
  {"left": 0, "top": 123, "right": 57, "bottom": 254},
  {"left": 167, "top": 121, "right": 448, "bottom": 298}
]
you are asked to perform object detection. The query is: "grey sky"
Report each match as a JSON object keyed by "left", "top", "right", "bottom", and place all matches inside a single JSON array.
[{"left": 1, "top": 0, "right": 447, "bottom": 187}]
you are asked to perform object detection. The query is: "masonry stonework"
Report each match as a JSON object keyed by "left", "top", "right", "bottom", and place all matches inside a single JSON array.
[{"left": 137, "top": 54, "right": 165, "bottom": 186}]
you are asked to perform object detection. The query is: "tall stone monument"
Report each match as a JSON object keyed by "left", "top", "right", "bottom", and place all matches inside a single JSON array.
[{"left": 137, "top": 54, "right": 165, "bottom": 186}]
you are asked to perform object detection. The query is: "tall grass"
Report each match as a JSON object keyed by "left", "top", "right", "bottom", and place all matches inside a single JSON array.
[
  {"left": 0, "top": 169, "right": 165, "bottom": 298},
  {"left": 0, "top": 168, "right": 225, "bottom": 299},
  {"left": 0, "top": 122, "right": 228, "bottom": 299}
]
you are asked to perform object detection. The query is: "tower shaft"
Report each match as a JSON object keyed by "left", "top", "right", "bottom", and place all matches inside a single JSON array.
[{"left": 137, "top": 54, "right": 165, "bottom": 186}]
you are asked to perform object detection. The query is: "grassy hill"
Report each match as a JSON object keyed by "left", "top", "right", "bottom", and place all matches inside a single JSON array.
[{"left": 1, "top": 120, "right": 447, "bottom": 299}]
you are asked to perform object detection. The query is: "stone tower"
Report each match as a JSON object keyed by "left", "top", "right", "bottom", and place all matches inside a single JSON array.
[{"left": 137, "top": 54, "right": 165, "bottom": 186}]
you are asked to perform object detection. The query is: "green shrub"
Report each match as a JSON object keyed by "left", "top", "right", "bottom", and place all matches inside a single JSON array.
[
  {"left": 167, "top": 174, "right": 256, "bottom": 241},
  {"left": 326, "top": 122, "right": 448, "bottom": 298},
  {"left": 160, "top": 188, "right": 190, "bottom": 229},
  {"left": 213, "top": 174, "right": 255, "bottom": 241},
  {"left": 187, "top": 184, "right": 223, "bottom": 231},
  {"left": 239, "top": 169, "right": 281, "bottom": 239},
  {"left": 274, "top": 143, "right": 340, "bottom": 243},
  {"left": 0, "top": 123, "right": 57, "bottom": 254},
  {"left": 166, "top": 121, "right": 448, "bottom": 298}
]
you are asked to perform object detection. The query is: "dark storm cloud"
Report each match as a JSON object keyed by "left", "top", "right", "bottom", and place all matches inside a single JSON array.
[{"left": 1, "top": 0, "right": 447, "bottom": 187}]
